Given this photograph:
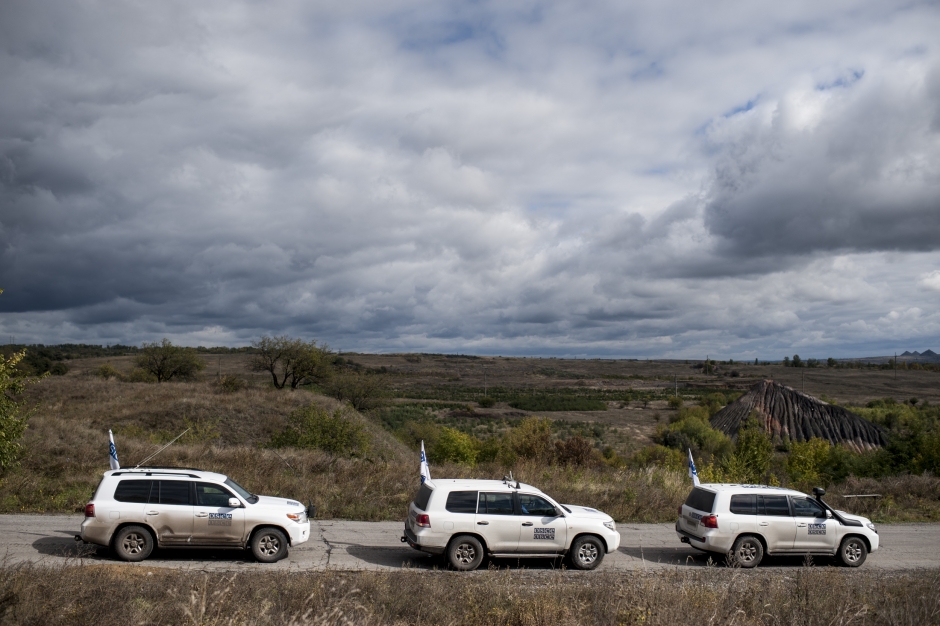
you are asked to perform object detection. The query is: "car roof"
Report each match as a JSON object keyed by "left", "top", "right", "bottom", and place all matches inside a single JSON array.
[
  {"left": 103, "top": 467, "right": 228, "bottom": 482},
  {"left": 424, "top": 479, "right": 545, "bottom": 494},
  {"left": 696, "top": 483, "right": 807, "bottom": 497}
]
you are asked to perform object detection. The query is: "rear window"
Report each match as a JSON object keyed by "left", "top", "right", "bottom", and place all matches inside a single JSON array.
[
  {"left": 445, "top": 491, "right": 478, "bottom": 513},
  {"left": 413, "top": 483, "right": 434, "bottom": 511},
  {"left": 684, "top": 488, "right": 716, "bottom": 513},
  {"left": 155, "top": 480, "right": 193, "bottom": 506},
  {"left": 113, "top": 480, "right": 153, "bottom": 503}
]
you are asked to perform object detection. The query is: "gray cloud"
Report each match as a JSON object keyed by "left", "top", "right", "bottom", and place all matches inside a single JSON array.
[{"left": 1, "top": 0, "right": 940, "bottom": 358}]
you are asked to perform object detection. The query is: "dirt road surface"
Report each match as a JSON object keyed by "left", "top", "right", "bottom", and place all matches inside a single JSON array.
[{"left": 6, "top": 515, "right": 938, "bottom": 572}]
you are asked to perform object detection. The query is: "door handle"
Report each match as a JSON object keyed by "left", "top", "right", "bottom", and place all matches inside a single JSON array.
[
  {"left": 758, "top": 522, "right": 768, "bottom": 526},
  {"left": 521, "top": 522, "right": 534, "bottom": 527},
  {"left": 477, "top": 521, "right": 489, "bottom": 525},
  {"left": 797, "top": 523, "right": 807, "bottom": 527},
  {"left": 196, "top": 513, "right": 209, "bottom": 518},
  {"left": 146, "top": 511, "right": 159, "bottom": 516}
]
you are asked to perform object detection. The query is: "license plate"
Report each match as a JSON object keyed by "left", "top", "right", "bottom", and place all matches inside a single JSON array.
[{"left": 684, "top": 515, "right": 699, "bottom": 528}]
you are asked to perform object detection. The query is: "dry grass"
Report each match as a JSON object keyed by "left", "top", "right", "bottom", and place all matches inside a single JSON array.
[{"left": 0, "top": 564, "right": 936, "bottom": 625}]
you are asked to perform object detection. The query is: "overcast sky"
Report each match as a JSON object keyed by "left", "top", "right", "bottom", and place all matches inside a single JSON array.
[{"left": 1, "top": 1, "right": 939, "bottom": 359}]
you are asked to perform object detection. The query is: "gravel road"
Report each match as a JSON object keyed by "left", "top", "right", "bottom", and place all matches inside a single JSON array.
[{"left": 7, "top": 515, "right": 938, "bottom": 572}]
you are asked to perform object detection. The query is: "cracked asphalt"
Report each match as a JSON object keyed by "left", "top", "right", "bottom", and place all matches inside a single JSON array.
[{"left": 6, "top": 515, "right": 939, "bottom": 572}]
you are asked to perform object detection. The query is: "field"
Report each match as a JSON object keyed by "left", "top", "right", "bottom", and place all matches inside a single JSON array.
[{"left": 4, "top": 353, "right": 939, "bottom": 523}]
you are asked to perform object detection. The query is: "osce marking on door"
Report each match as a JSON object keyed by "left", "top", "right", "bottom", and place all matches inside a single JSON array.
[
  {"left": 533, "top": 527, "right": 555, "bottom": 540},
  {"left": 808, "top": 523, "right": 826, "bottom": 535},
  {"left": 208, "top": 513, "right": 233, "bottom": 527}
]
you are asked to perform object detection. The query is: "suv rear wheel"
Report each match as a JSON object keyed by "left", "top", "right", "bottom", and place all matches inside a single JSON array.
[
  {"left": 251, "top": 528, "right": 288, "bottom": 563},
  {"left": 568, "top": 535, "right": 604, "bottom": 570},
  {"left": 113, "top": 525, "right": 154, "bottom": 562},
  {"left": 730, "top": 535, "right": 764, "bottom": 568},
  {"left": 447, "top": 535, "right": 484, "bottom": 571}
]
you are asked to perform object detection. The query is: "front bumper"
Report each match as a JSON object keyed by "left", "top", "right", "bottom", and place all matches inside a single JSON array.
[{"left": 286, "top": 521, "right": 311, "bottom": 546}]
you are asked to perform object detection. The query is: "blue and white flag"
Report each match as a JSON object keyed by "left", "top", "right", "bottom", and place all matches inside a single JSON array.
[
  {"left": 688, "top": 448, "right": 699, "bottom": 486},
  {"left": 109, "top": 429, "right": 120, "bottom": 470},
  {"left": 420, "top": 440, "right": 431, "bottom": 484}
]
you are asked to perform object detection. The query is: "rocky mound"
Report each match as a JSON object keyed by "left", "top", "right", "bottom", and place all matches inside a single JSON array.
[{"left": 710, "top": 380, "right": 887, "bottom": 452}]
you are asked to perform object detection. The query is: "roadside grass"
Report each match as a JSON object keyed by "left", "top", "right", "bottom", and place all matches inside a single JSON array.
[
  {"left": 0, "top": 564, "right": 936, "bottom": 625},
  {"left": 5, "top": 376, "right": 940, "bottom": 523}
]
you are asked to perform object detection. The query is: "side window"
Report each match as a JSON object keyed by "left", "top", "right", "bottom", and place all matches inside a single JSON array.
[
  {"left": 195, "top": 482, "right": 236, "bottom": 507},
  {"left": 761, "top": 495, "right": 790, "bottom": 516},
  {"left": 729, "top": 494, "right": 757, "bottom": 515},
  {"left": 791, "top": 497, "right": 825, "bottom": 518},
  {"left": 114, "top": 480, "right": 152, "bottom": 503},
  {"left": 518, "top": 494, "right": 557, "bottom": 517},
  {"left": 445, "top": 491, "right": 478, "bottom": 514},
  {"left": 479, "top": 492, "right": 514, "bottom": 515},
  {"left": 156, "top": 480, "right": 193, "bottom": 506}
]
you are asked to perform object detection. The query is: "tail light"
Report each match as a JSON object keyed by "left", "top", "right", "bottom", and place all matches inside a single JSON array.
[
  {"left": 415, "top": 514, "right": 430, "bottom": 528},
  {"left": 678, "top": 505, "right": 683, "bottom": 516},
  {"left": 700, "top": 514, "right": 718, "bottom": 529},
  {"left": 84, "top": 503, "right": 95, "bottom": 518}
]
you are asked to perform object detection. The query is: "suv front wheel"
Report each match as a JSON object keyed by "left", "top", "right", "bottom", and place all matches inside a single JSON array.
[
  {"left": 568, "top": 535, "right": 604, "bottom": 570},
  {"left": 251, "top": 528, "right": 289, "bottom": 563},
  {"left": 113, "top": 525, "right": 154, "bottom": 562},
  {"left": 839, "top": 536, "right": 867, "bottom": 567},
  {"left": 447, "top": 535, "right": 484, "bottom": 571}
]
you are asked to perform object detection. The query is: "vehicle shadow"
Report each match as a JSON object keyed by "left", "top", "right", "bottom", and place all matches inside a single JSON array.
[
  {"left": 344, "top": 544, "right": 570, "bottom": 571},
  {"left": 32, "top": 532, "right": 255, "bottom": 564},
  {"left": 619, "top": 546, "right": 839, "bottom": 568}
]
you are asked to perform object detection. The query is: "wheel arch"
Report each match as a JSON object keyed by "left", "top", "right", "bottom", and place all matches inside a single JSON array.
[
  {"left": 109, "top": 522, "right": 157, "bottom": 548},
  {"left": 841, "top": 533, "right": 871, "bottom": 552},
  {"left": 732, "top": 532, "right": 767, "bottom": 554},
  {"left": 570, "top": 531, "right": 610, "bottom": 553},
  {"left": 446, "top": 532, "right": 489, "bottom": 553},
  {"left": 247, "top": 524, "right": 294, "bottom": 547}
]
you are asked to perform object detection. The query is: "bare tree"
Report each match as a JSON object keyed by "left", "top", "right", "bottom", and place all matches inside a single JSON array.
[
  {"left": 135, "top": 339, "right": 205, "bottom": 382},
  {"left": 249, "top": 336, "right": 332, "bottom": 389}
]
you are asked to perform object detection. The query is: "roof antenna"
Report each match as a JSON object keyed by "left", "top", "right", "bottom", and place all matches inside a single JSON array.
[{"left": 134, "top": 428, "right": 190, "bottom": 469}]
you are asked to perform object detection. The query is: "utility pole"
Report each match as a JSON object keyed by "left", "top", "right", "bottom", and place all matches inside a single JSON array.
[
  {"left": 483, "top": 367, "right": 487, "bottom": 398},
  {"left": 894, "top": 352, "right": 897, "bottom": 380},
  {"left": 675, "top": 375, "right": 678, "bottom": 397},
  {"left": 218, "top": 356, "right": 222, "bottom": 381}
]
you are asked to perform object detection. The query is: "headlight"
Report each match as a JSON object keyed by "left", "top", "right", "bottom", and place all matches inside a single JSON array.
[
  {"left": 287, "top": 511, "right": 307, "bottom": 523},
  {"left": 603, "top": 521, "right": 616, "bottom": 531},
  {"left": 867, "top": 523, "right": 876, "bottom": 531}
]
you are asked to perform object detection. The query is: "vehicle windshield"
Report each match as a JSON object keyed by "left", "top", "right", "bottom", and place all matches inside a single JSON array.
[{"left": 224, "top": 477, "right": 259, "bottom": 504}]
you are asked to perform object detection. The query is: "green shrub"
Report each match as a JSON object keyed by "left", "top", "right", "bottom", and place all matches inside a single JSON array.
[
  {"left": 216, "top": 375, "right": 248, "bottom": 393},
  {"left": 628, "top": 445, "right": 685, "bottom": 472},
  {"left": 324, "top": 372, "right": 389, "bottom": 411},
  {"left": 667, "top": 396, "right": 683, "bottom": 410},
  {"left": 432, "top": 427, "right": 480, "bottom": 465},
  {"left": 554, "top": 436, "right": 600, "bottom": 467},
  {"left": 721, "top": 418, "right": 775, "bottom": 483},
  {"left": 49, "top": 363, "right": 68, "bottom": 376},
  {"left": 786, "top": 438, "right": 831, "bottom": 487},
  {"left": 94, "top": 363, "right": 123, "bottom": 380},
  {"left": 477, "top": 396, "right": 496, "bottom": 408},
  {"left": 271, "top": 404, "right": 369, "bottom": 456}
]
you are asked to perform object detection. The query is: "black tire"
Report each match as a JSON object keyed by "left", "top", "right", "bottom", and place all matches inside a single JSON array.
[
  {"left": 447, "top": 535, "right": 484, "bottom": 571},
  {"left": 112, "top": 525, "right": 154, "bottom": 562},
  {"left": 568, "top": 535, "right": 605, "bottom": 570},
  {"left": 838, "top": 536, "right": 867, "bottom": 567},
  {"left": 251, "top": 528, "right": 289, "bottom": 563},
  {"left": 730, "top": 535, "right": 764, "bottom": 568}
]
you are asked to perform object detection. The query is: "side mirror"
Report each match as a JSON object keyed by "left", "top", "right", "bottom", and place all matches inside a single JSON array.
[
  {"left": 228, "top": 498, "right": 241, "bottom": 508},
  {"left": 825, "top": 510, "right": 832, "bottom": 519},
  {"left": 555, "top": 507, "right": 565, "bottom": 517}
]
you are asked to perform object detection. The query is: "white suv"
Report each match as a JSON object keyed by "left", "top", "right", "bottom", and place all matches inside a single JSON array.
[
  {"left": 78, "top": 467, "right": 312, "bottom": 562},
  {"left": 401, "top": 477, "right": 620, "bottom": 570},
  {"left": 676, "top": 484, "right": 879, "bottom": 568}
]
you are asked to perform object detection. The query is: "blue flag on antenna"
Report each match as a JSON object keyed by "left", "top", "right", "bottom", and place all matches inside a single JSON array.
[
  {"left": 109, "top": 429, "right": 120, "bottom": 470},
  {"left": 688, "top": 448, "right": 699, "bottom": 486},
  {"left": 420, "top": 440, "right": 431, "bottom": 484}
]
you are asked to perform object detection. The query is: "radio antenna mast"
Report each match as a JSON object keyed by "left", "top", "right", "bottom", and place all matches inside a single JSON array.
[{"left": 134, "top": 428, "right": 191, "bottom": 468}]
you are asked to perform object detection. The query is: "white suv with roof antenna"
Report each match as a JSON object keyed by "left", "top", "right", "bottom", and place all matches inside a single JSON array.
[
  {"left": 676, "top": 483, "right": 879, "bottom": 568},
  {"left": 401, "top": 475, "right": 620, "bottom": 571},
  {"left": 77, "top": 467, "right": 313, "bottom": 562}
]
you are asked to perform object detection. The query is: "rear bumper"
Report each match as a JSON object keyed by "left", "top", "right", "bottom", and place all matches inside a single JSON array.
[
  {"left": 80, "top": 517, "right": 113, "bottom": 547},
  {"left": 675, "top": 520, "right": 731, "bottom": 553},
  {"left": 402, "top": 522, "right": 446, "bottom": 555}
]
